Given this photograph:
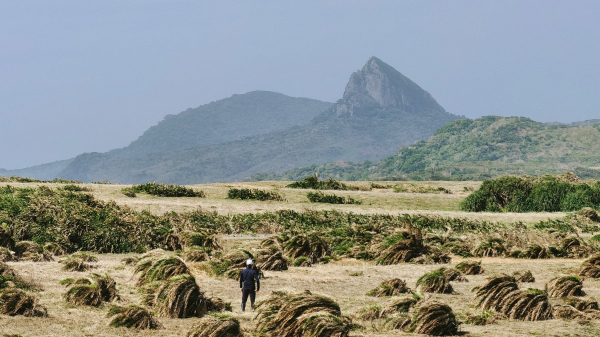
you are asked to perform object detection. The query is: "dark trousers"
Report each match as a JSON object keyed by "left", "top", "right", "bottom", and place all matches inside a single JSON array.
[{"left": 241, "top": 288, "right": 256, "bottom": 311}]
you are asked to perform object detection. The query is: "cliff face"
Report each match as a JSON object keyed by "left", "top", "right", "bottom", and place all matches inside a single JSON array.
[{"left": 336, "top": 57, "right": 446, "bottom": 117}]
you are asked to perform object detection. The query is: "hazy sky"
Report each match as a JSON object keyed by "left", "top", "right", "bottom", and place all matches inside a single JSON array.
[{"left": 1, "top": 1, "right": 599, "bottom": 169}]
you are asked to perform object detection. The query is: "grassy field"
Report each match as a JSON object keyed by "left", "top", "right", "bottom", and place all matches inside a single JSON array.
[{"left": 0, "top": 180, "right": 597, "bottom": 336}]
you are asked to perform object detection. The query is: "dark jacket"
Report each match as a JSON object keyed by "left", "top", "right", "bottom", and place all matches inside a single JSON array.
[{"left": 239, "top": 267, "right": 260, "bottom": 291}]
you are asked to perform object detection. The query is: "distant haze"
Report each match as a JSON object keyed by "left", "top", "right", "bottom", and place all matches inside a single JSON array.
[{"left": 1, "top": 1, "right": 599, "bottom": 169}]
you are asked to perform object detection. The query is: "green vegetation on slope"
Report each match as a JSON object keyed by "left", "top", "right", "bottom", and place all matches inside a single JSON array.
[
  {"left": 461, "top": 173, "right": 600, "bottom": 212},
  {"left": 263, "top": 116, "right": 600, "bottom": 181},
  {"left": 123, "top": 182, "right": 205, "bottom": 198}
]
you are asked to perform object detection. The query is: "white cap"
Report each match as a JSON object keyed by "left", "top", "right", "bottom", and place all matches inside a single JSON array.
[{"left": 246, "top": 259, "right": 253, "bottom": 266}]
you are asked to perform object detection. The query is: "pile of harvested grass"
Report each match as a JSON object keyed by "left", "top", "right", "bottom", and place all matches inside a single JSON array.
[
  {"left": 579, "top": 253, "right": 600, "bottom": 278},
  {"left": 254, "top": 290, "right": 352, "bottom": 337},
  {"left": 473, "top": 238, "right": 506, "bottom": 257},
  {"left": 0, "top": 227, "right": 15, "bottom": 250},
  {"left": 184, "top": 247, "right": 211, "bottom": 263},
  {"left": 43, "top": 242, "right": 66, "bottom": 256},
  {"left": 13, "top": 241, "right": 53, "bottom": 262},
  {"left": 565, "top": 297, "right": 599, "bottom": 311},
  {"left": 409, "top": 302, "right": 459, "bottom": 336},
  {"left": 474, "top": 275, "right": 552, "bottom": 321},
  {"left": 258, "top": 250, "right": 289, "bottom": 271},
  {"left": 383, "top": 315, "right": 412, "bottom": 331},
  {"left": 187, "top": 314, "right": 243, "bottom": 337},
  {"left": 455, "top": 261, "right": 483, "bottom": 275},
  {"left": 135, "top": 256, "right": 189, "bottom": 286},
  {"left": 63, "top": 274, "right": 119, "bottom": 307},
  {"left": 184, "top": 231, "right": 222, "bottom": 251},
  {"left": 464, "top": 310, "right": 497, "bottom": 326},
  {"left": 291, "top": 257, "right": 311, "bottom": 267},
  {"left": 442, "top": 268, "right": 468, "bottom": 282},
  {"left": 513, "top": 270, "right": 535, "bottom": 283},
  {"left": 107, "top": 305, "right": 163, "bottom": 330},
  {"left": 284, "top": 233, "right": 332, "bottom": 264},
  {"left": 0, "top": 247, "right": 14, "bottom": 262},
  {"left": 142, "top": 274, "right": 207, "bottom": 318},
  {"left": 381, "top": 297, "right": 418, "bottom": 316},
  {"left": 377, "top": 225, "right": 431, "bottom": 265},
  {"left": 553, "top": 305, "right": 587, "bottom": 320},
  {"left": 60, "top": 252, "right": 98, "bottom": 272},
  {"left": 0, "top": 288, "right": 47, "bottom": 317},
  {"left": 0, "top": 262, "right": 16, "bottom": 277},
  {"left": 357, "top": 304, "right": 384, "bottom": 320},
  {"left": 416, "top": 269, "right": 453, "bottom": 294},
  {"left": 366, "top": 279, "right": 411, "bottom": 297},
  {"left": 523, "top": 244, "right": 549, "bottom": 259},
  {"left": 547, "top": 276, "right": 584, "bottom": 297},
  {"left": 206, "top": 297, "right": 231, "bottom": 312}
]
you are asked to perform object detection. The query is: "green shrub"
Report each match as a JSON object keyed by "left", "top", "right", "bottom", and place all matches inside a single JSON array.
[
  {"left": 461, "top": 174, "right": 600, "bottom": 212},
  {"left": 227, "top": 188, "right": 284, "bottom": 201},
  {"left": 306, "top": 191, "right": 361, "bottom": 205},
  {"left": 127, "top": 183, "right": 205, "bottom": 198},
  {"left": 286, "top": 176, "right": 358, "bottom": 190}
]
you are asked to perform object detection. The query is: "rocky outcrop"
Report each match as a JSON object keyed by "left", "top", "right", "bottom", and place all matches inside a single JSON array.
[{"left": 336, "top": 57, "right": 446, "bottom": 117}]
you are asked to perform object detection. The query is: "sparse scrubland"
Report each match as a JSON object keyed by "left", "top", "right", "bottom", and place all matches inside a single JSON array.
[{"left": 1, "top": 174, "right": 600, "bottom": 336}]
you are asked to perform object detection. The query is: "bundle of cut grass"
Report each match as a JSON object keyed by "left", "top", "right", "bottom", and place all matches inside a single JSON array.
[
  {"left": 135, "top": 256, "right": 189, "bottom": 286},
  {"left": 523, "top": 244, "right": 548, "bottom": 259},
  {"left": 254, "top": 290, "right": 352, "bottom": 337},
  {"left": 553, "top": 305, "right": 587, "bottom": 320},
  {"left": 0, "top": 247, "right": 14, "bottom": 262},
  {"left": 258, "top": 250, "right": 289, "bottom": 271},
  {"left": 455, "top": 261, "right": 483, "bottom": 275},
  {"left": 13, "top": 241, "right": 53, "bottom": 262},
  {"left": 547, "top": 276, "right": 584, "bottom": 297},
  {"left": 409, "top": 302, "right": 459, "bottom": 336},
  {"left": 579, "top": 263, "right": 600, "bottom": 278},
  {"left": 186, "top": 313, "right": 243, "bottom": 337},
  {"left": 184, "top": 231, "right": 222, "bottom": 251},
  {"left": 142, "top": 274, "right": 207, "bottom": 318},
  {"left": 227, "top": 188, "right": 285, "bottom": 202},
  {"left": 512, "top": 270, "right": 535, "bottom": 283},
  {"left": 357, "top": 304, "right": 384, "bottom": 320},
  {"left": 284, "top": 233, "right": 332, "bottom": 264},
  {"left": 384, "top": 315, "right": 412, "bottom": 331},
  {"left": 381, "top": 297, "right": 418, "bottom": 316},
  {"left": 206, "top": 297, "right": 231, "bottom": 312},
  {"left": 565, "top": 297, "right": 599, "bottom": 311},
  {"left": 291, "top": 257, "right": 311, "bottom": 267},
  {"left": 377, "top": 227, "right": 429, "bottom": 265},
  {"left": 416, "top": 269, "right": 453, "bottom": 294},
  {"left": 0, "top": 274, "right": 38, "bottom": 291},
  {"left": 473, "top": 238, "right": 506, "bottom": 257},
  {"left": 107, "top": 305, "right": 163, "bottom": 330},
  {"left": 43, "top": 242, "right": 66, "bottom": 256},
  {"left": 366, "top": 279, "right": 411, "bottom": 297},
  {"left": 121, "top": 256, "right": 140, "bottom": 265},
  {"left": 464, "top": 310, "right": 496, "bottom": 326},
  {"left": 63, "top": 274, "right": 119, "bottom": 307},
  {"left": 0, "top": 262, "right": 16, "bottom": 277},
  {"left": 474, "top": 275, "right": 552, "bottom": 321},
  {"left": 60, "top": 252, "right": 98, "bottom": 272},
  {"left": 442, "top": 268, "right": 468, "bottom": 282},
  {"left": 0, "top": 227, "right": 15, "bottom": 250},
  {"left": 441, "top": 241, "right": 473, "bottom": 258},
  {"left": 0, "top": 288, "right": 47, "bottom": 317},
  {"left": 184, "top": 247, "right": 211, "bottom": 263}
]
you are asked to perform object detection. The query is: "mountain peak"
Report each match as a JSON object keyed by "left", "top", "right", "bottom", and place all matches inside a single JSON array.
[{"left": 336, "top": 57, "right": 446, "bottom": 116}]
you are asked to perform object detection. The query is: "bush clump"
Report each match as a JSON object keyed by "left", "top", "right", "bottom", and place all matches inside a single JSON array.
[
  {"left": 286, "top": 176, "right": 357, "bottom": 191},
  {"left": 227, "top": 188, "right": 284, "bottom": 201},
  {"left": 461, "top": 174, "right": 600, "bottom": 212},
  {"left": 306, "top": 191, "right": 361, "bottom": 205},
  {"left": 125, "top": 183, "right": 205, "bottom": 198}
]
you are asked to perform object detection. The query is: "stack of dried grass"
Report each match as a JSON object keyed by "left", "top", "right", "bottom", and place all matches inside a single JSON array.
[
  {"left": 455, "top": 261, "right": 483, "bottom": 275},
  {"left": 579, "top": 253, "right": 600, "bottom": 278},
  {"left": 442, "top": 268, "right": 468, "bottom": 282},
  {"left": 409, "top": 302, "right": 459, "bottom": 336},
  {"left": 13, "top": 241, "right": 53, "bottom": 262},
  {"left": 284, "top": 233, "right": 332, "bottom": 264},
  {"left": 547, "top": 276, "right": 584, "bottom": 297},
  {"left": 0, "top": 288, "right": 47, "bottom": 317},
  {"left": 62, "top": 274, "right": 119, "bottom": 307},
  {"left": 107, "top": 305, "right": 163, "bottom": 330},
  {"left": 254, "top": 290, "right": 352, "bottom": 337},
  {"left": 183, "top": 247, "right": 211, "bottom": 263},
  {"left": 377, "top": 223, "right": 449, "bottom": 265},
  {"left": 184, "top": 230, "right": 222, "bottom": 251},
  {"left": 474, "top": 275, "right": 552, "bottom": 321},
  {"left": 135, "top": 256, "right": 190, "bottom": 286},
  {"left": 60, "top": 252, "right": 98, "bottom": 272},
  {"left": 512, "top": 270, "right": 535, "bottom": 283},
  {"left": 473, "top": 238, "right": 506, "bottom": 257},
  {"left": 416, "top": 269, "right": 453, "bottom": 294},
  {"left": 186, "top": 314, "right": 243, "bottom": 337},
  {"left": 366, "top": 279, "right": 411, "bottom": 297},
  {"left": 142, "top": 274, "right": 207, "bottom": 318}
]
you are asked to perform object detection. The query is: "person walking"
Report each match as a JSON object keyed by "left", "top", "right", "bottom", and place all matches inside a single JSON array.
[{"left": 239, "top": 258, "right": 260, "bottom": 312}]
